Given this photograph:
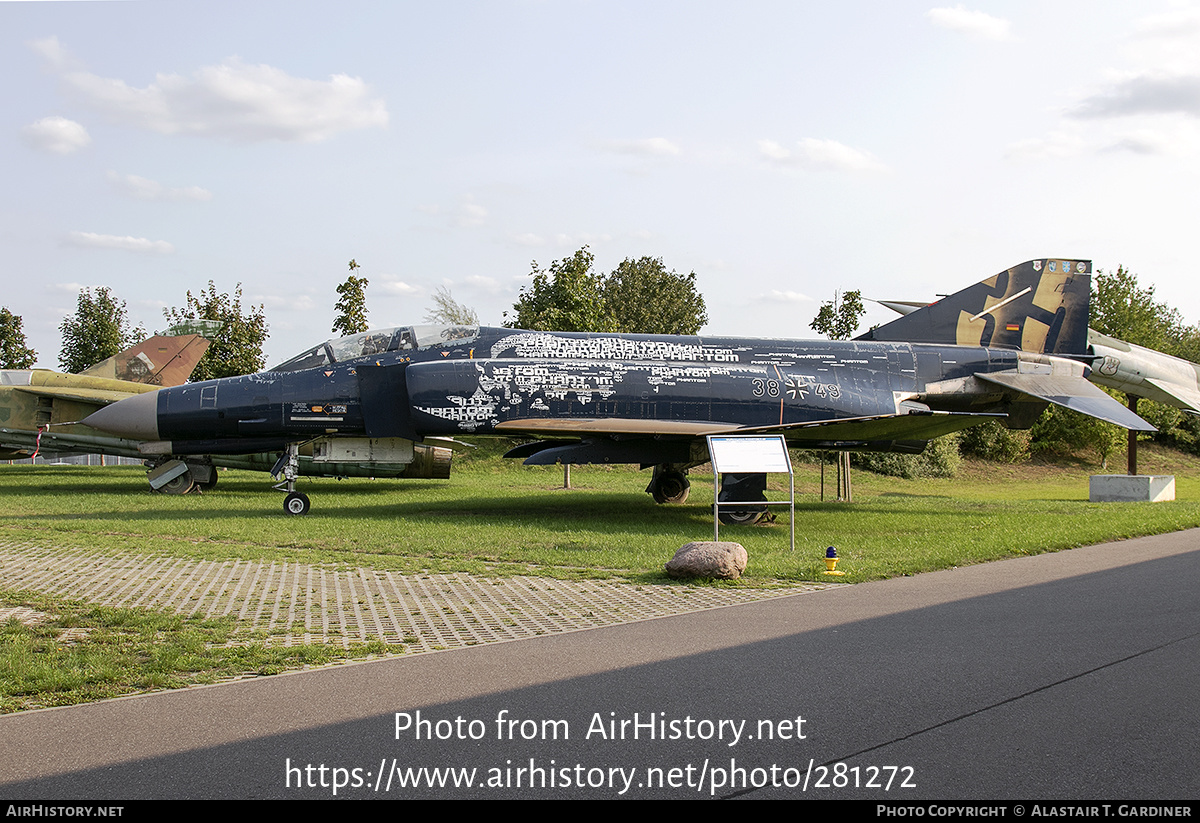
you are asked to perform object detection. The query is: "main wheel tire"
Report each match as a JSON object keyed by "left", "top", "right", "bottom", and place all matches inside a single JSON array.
[
  {"left": 651, "top": 470, "right": 691, "bottom": 505},
  {"left": 718, "top": 507, "right": 767, "bottom": 525},
  {"left": 284, "top": 492, "right": 311, "bottom": 516},
  {"left": 158, "top": 473, "right": 195, "bottom": 495}
]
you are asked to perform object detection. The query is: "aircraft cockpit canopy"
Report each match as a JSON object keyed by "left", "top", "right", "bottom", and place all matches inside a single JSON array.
[
  {"left": 0, "top": 371, "right": 33, "bottom": 386},
  {"left": 271, "top": 324, "right": 480, "bottom": 372}
]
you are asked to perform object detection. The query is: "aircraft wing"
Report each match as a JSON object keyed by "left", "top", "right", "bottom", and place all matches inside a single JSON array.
[
  {"left": 495, "top": 418, "right": 737, "bottom": 437},
  {"left": 11, "top": 385, "right": 151, "bottom": 406},
  {"left": 495, "top": 410, "right": 1001, "bottom": 444},
  {"left": 974, "top": 371, "right": 1155, "bottom": 430},
  {"left": 1142, "top": 378, "right": 1200, "bottom": 415}
]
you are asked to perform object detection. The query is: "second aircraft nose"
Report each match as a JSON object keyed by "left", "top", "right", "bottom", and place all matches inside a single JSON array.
[{"left": 83, "top": 390, "right": 161, "bottom": 441}]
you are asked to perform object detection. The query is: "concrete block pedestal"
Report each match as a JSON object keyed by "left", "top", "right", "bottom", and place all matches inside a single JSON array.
[{"left": 1089, "top": 474, "right": 1175, "bottom": 503}]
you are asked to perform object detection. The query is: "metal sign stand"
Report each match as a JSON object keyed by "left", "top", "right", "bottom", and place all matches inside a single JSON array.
[{"left": 706, "top": 435, "right": 795, "bottom": 552}]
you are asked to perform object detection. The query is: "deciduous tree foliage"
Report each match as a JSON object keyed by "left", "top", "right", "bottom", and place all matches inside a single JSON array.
[
  {"left": 1087, "top": 265, "right": 1200, "bottom": 455},
  {"left": 810, "top": 290, "right": 865, "bottom": 341},
  {"left": 507, "top": 246, "right": 613, "bottom": 332},
  {"left": 332, "top": 260, "right": 370, "bottom": 336},
  {"left": 602, "top": 256, "right": 707, "bottom": 335},
  {"left": 58, "top": 287, "right": 142, "bottom": 373},
  {"left": 1021, "top": 266, "right": 1200, "bottom": 464},
  {"left": 164, "top": 282, "right": 268, "bottom": 380},
  {"left": 1091, "top": 265, "right": 1200, "bottom": 360},
  {"left": 507, "top": 246, "right": 708, "bottom": 334},
  {"left": 424, "top": 286, "right": 479, "bottom": 326},
  {"left": 0, "top": 307, "right": 36, "bottom": 369}
]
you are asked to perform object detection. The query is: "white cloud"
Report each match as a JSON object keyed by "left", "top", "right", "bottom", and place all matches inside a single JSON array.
[
  {"left": 49, "top": 282, "right": 89, "bottom": 294},
  {"left": 1071, "top": 72, "right": 1200, "bottom": 118},
  {"left": 33, "top": 38, "right": 387, "bottom": 143},
  {"left": 106, "top": 171, "right": 213, "bottom": 201},
  {"left": 512, "top": 233, "right": 547, "bottom": 246},
  {"left": 602, "top": 137, "right": 681, "bottom": 156},
  {"left": 763, "top": 289, "right": 815, "bottom": 304},
  {"left": 511, "top": 232, "right": 611, "bottom": 248},
  {"left": 1005, "top": 131, "right": 1088, "bottom": 160},
  {"left": 66, "top": 232, "right": 174, "bottom": 254},
  {"left": 376, "top": 277, "right": 420, "bottom": 295},
  {"left": 455, "top": 196, "right": 488, "bottom": 228},
  {"left": 1007, "top": 123, "right": 1195, "bottom": 159},
  {"left": 21, "top": 116, "right": 91, "bottom": 154},
  {"left": 418, "top": 196, "right": 488, "bottom": 228},
  {"left": 465, "top": 275, "right": 502, "bottom": 293},
  {"left": 1132, "top": 8, "right": 1200, "bottom": 41},
  {"left": 1102, "top": 135, "right": 1167, "bottom": 155},
  {"left": 257, "top": 293, "right": 316, "bottom": 312},
  {"left": 926, "top": 6, "right": 1013, "bottom": 41},
  {"left": 29, "top": 36, "right": 73, "bottom": 70},
  {"left": 759, "top": 138, "right": 888, "bottom": 172},
  {"left": 757, "top": 139, "right": 791, "bottom": 161},
  {"left": 1101, "top": 126, "right": 1196, "bottom": 156}
]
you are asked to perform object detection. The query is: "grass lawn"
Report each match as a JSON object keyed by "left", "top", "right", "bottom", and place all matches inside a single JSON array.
[
  {"left": 2, "top": 443, "right": 1197, "bottom": 710},
  {"left": 2, "top": 444, "right": 1198, "bottom": 585}
]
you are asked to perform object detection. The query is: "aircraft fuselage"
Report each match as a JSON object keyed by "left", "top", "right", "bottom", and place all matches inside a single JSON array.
[{"left": 112, "top": 327, "right": 1030, "bottom": 458}]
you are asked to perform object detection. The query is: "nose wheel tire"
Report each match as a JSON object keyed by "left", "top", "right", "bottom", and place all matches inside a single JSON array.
[{"left": 284, "top": 492, "right": 311, "bottom": 516}]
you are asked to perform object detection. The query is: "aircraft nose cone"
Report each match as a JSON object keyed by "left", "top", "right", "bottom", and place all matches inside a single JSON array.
[{"left": 84, "top": 390, "right": 161, "bottom": 440}]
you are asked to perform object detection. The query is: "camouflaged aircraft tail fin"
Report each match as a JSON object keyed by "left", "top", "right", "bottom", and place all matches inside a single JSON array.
[
  {"left": 857, "top": 259, "right": 1092, "bottom": 355},
  {"left": 79, "top": 334, "right": 209, "bottom": 386}
]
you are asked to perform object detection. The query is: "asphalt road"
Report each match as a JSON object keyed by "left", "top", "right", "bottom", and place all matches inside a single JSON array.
[{"left": 1, "top": 529, "right": 1197, "bottom": 800}]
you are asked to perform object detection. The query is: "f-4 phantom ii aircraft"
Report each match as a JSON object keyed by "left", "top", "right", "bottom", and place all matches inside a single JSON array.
[
  {"left": 84, "top": 258, "right": 1154, "bottom": 515},
  {"left": 867, "top": 267, "right": 1200, "bottom": 415},
  {"left": 0, "top": 334, "right": 451, "bottom": 494},
  {"left": 0, "top": 334, "right": 210, "bottom": 467}
]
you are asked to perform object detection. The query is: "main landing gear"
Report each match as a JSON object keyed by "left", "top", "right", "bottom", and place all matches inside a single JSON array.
[
  {"left": 646, "top": 465, "right": 691, "bottom": 505},
  {"left": 146, "top": 458, "right": 216, "bottom": 495},
  {"left": 717, "top": 472, "right": 770, "bottom": 525},
  {"left": 272, "top": 444, "right": 310, "bottom": 516}
]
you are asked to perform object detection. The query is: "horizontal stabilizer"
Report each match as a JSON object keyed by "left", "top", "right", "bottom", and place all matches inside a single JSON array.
[
  {"left": 1143, "top": 377, "right": 1200, "bottom": 415},
  {"left": 975, "top": 371, "right": 1155, "bottom": 431}
]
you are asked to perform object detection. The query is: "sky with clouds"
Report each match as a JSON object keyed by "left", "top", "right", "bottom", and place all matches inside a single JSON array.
[{"left": 5, "top": 0, "right": 1200, "bottom": 368}]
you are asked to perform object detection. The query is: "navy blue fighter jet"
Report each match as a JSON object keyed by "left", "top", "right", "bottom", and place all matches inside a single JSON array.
[{"left": 84, "top": 259, "right": 1152, "bottom": 515}]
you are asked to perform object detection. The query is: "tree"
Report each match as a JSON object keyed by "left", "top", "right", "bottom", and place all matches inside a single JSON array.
[
  {"left": 602, "top": 256, "right": 707, "bottom": 335},
  {"left": 1028, "top": 400, "right": 1124, "bottom": 469},
  {"left": 424, "top": 286, "right": 479, "bottom": 326},
  {"left": 58, "top": 287, "right": 143, "bottom": 373},
  {"left": 810, "top": 290, "right": 865, "bottom": 340},
  {"left": 1087, "top": 265, "right": 1200, "bottom": 461},
  {"left": 1090, "top": 266, "right": 1190, "bottom": 355},
  {"left": 332, "top": 260, "right": 370, "bottom": 336},
  {"left": 0, "top": 307, "right": 36, "bottom": 369},
  {"left": 506, "top": 247, "right": 709, "bottom": 334},
  {"left": 164, "top": 282, "right": 268, "bottom": 380},
  {"left": 506, "top": 246, "right": 614, "bottom": 332}
]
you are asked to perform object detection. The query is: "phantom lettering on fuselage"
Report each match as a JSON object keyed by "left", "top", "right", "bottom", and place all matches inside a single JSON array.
[{"left": 85, "top": 259, "right": 1154, "bottom": 515}]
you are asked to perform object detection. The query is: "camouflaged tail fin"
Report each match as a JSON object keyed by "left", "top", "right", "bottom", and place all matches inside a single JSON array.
[{"left": 858, "top": 259, "right": 1091, "bottom": 355}]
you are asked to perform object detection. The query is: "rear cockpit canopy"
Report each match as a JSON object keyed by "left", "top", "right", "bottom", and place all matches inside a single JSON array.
[{"left": 271, "top": 324, "right": 479, "bottom": 372}]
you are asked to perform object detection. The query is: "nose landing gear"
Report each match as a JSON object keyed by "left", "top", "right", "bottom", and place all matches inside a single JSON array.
[{"left": 272, "top": 444, "right": 310, "bottom": 516}]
